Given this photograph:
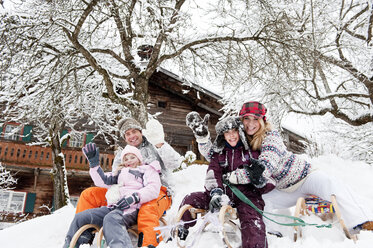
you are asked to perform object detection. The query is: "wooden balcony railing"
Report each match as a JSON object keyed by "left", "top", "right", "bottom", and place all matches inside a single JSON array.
[{"left": 0, "top": 140, "right": 114, "bottom": 171}]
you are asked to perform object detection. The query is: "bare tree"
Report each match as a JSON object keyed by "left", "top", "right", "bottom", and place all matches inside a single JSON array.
[
  {"left": 2, "top": 1, "right": 372, "bottom": 171},
  {"left": 221, "top": 0, "right": 372, "bottom": 126},
  {"left": 14, "top": 0, "right": 309, "bottom": 126},
  {"left": 0, "top": 11, "right": 127, "bottom": 210}
]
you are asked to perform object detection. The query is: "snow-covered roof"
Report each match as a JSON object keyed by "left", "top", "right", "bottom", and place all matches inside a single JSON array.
[{"left": 158, "top": 67, "right": 222, "bottom": 101}]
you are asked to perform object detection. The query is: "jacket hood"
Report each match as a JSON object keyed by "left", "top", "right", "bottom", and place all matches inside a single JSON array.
[
  {"left": 121, "top": 145, "right": 144, "bottom": 164},
  {"left": 212, "top": 116, "right": 249, "bottom": 153}
]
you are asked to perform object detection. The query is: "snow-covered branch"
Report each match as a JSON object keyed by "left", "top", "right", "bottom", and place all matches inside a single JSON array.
[{"left": 0, "top": 163, "right": 17, "bottom": 190}]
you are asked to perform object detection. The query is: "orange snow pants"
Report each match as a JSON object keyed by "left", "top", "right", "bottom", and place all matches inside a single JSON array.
[
  {"left": 75, "top": 187, "right": 108, "bottom": 213},
  {"left": 75, "top": 186, "right": 171, "bottom": 247},
  {"left": 137, "top": 186, "right": 171, "bottom": 247}
]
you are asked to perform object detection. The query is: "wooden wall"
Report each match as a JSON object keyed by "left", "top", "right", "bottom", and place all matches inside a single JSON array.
[
  {"left": 1, "top": 166, "right": 94, "bottom": 220},
  {"left": 148, "top": 71, "right": 223, "bottom": 159}
]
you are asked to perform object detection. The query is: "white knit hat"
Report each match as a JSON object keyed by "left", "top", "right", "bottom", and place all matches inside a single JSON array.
[
  {"left": 120, "top": 145, "right": 144, "bottom": 164},
  {"left": 142, "top": 119, "right": 165, "bottom": 145}
]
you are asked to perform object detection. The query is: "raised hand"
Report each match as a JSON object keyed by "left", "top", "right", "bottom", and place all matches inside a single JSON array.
[
  {"left": 186, "top": 111, "right": 210, "bottom": 139},
  {"left": 82, "top": 143, "right": 100, "bottom": 168}
]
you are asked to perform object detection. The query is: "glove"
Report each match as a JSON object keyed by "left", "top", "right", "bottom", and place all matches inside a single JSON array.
[
  {"left": 244, "top": 158, "right": 266, "bottom": 187},
  {"left": 209, "top": 188, "right": 223, "bottom": 213},
  {"left": 186, "top": 111, "right": 210, "bottom": 142},
  {"left": 143, "top": 119, "right": 165, "bottom": 146},
  {"left": 115, "top": 192, "right": 140, "bottom": 211},
  {"left": 82, "top": 143, "right": 100, "bottom": 168},
  {"left": 225, "top": 169, "right": 251, "bottom": 185}
]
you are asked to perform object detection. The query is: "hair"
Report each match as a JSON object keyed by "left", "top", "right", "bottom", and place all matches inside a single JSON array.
[
  {"left": 113, "top": 153, "right": 141, "bottom": 175},
  {"left": 114, "top": 164, "right": 125, "bottom": 176},
  {"left": 246, "top": 118, "right": 272, "bottom": 151}
]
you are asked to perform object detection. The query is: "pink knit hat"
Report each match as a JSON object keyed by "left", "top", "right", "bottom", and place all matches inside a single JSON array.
[{"left": 120, "top": 145, "right": 143, "bottom": 164}]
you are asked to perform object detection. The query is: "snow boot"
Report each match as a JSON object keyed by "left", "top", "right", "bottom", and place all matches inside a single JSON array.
[
  {"left": 362, "top": 221, "right": 373, "bottom": 231},
  {"left": 171, "top": 225, "right": 189, "bottom": 241},
  {"left": 267, "top": 231, "right": 283, "bottom": 238},
  {"left": 353, "top": 221, "right": 373, "bottom": 232}
]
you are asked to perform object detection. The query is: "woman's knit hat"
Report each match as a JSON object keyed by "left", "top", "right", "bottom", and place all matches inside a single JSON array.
[
  {"left": 239, "top": 101, "right": 267, "bottom": 121},
  {"left": 212, "top": 116, "right": 249, "bottom": 153},
  {"left": 120, "top": 145, "right": 143, "bottom": 164}
]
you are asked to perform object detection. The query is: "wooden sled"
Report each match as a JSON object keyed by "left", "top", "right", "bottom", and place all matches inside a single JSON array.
[
  {"left": 69, "top": 224, "right": 103, "bottom": 248},
  {"left": 293, "top": 194, "right": 358, "bottom": 242},
  {"left": 69, "top": 218, "right": 166, "bottom": 248},
  {"left": 173, "top": 204, "right": 241, "bottom": 248}
]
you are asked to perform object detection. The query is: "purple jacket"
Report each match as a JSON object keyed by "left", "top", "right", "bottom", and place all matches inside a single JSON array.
[
  {"left": 90, "top": 161, "right": 161, "bottom": 213},
  {"left": 205, "top": 143, "right": 274, "bottom": 206}
]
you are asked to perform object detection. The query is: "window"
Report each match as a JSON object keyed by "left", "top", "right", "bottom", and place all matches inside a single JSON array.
[
  {"left": 3, "top": 124, "right": 20, "bottom": 141},
  {"left": 69, "top": 196, "right": 79, "bottom": 207},
  {"left": 69, "top": 133, "right": 84, "bottom": 148},
  {"left": 0, "top": 190, "right": 27, "bottom": 213},
  {"left": 61, "top": 131, "right": 93, "bottom": 148},
  {"left": 157, "top": 101, "right": 167, "bottom": 108},
  {"left": 1, "top": 123, "right": 32, "bottom": 142}
]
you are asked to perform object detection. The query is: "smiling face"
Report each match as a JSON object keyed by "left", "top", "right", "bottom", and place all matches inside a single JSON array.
[
  {"left": 242, "top": 115, "right": 261, "bottom": 136},
  {"left": 223, "top": 129, "right": 240, "bottom": 147},
  {"left": 124, "top": 128, "right": 143, "bottom": 147},
  {"left": 123, "top": 153, "right": 141, "bottom": 168}
]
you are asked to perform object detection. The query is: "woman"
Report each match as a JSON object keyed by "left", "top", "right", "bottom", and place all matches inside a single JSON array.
[{"left": 229, "top": 101, "right": 373, "bottom": 234}]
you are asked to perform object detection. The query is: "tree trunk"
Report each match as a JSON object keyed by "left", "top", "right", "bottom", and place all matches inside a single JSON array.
[
  {"left": 50, "top": 129, "right": 69, "bottom": 211},
  {"left": 127, "top": 76, "right": 150, "bottom": 127}
]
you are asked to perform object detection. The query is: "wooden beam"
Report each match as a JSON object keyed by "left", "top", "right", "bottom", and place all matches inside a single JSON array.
[{"left": 33, "top": 168, "right": 40, "bottom": 191}]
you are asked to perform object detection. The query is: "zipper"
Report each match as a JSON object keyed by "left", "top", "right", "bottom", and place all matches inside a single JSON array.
[{"left": 157, "top": 195, "right": 167, "bottom": 204}]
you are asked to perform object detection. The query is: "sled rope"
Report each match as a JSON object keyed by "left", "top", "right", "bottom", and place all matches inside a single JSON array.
[{"left": 226, "top": 182, "right": 332, "bottom": 228}]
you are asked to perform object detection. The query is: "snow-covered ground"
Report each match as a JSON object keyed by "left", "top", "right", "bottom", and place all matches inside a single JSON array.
[{"left": 1, "top": 154, "right": 373, "bottom": 248}]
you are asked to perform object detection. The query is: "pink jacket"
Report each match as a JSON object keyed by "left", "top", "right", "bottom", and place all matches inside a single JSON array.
[{"left": 89, "top": 160, "right": 161, "bottom": 213}]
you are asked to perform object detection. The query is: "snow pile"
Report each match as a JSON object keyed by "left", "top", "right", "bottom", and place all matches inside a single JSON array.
[{"left": 1, "top": 156, "right": 373, "bottom": 248}]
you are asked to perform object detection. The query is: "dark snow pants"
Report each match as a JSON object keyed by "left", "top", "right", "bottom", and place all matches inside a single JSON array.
[
  {"left": 180, "top": 191, "right": 267, "bottom": 248},
  {"left": 63, "top": 207, "right": 138, "bottom": 248}
]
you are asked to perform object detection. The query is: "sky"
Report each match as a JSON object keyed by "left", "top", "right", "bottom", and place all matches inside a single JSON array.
[{"left": 1, "top": 155, "right": 373, "bottom": 248}]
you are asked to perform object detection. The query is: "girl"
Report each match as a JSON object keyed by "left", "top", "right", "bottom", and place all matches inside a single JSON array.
[
  {"left": 229, "top": 101, "right": 373, "bottom": 235},
  {"left": 175, "top": 116, "right": 274, "bottom": 248},
  {"left": 63, "top": 143, "right": 161, "bottom": 248}
]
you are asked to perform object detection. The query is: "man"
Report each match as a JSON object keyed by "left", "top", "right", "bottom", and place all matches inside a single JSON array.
[{"left": 76, "top": 117, "right": 183, "bottom": 247}]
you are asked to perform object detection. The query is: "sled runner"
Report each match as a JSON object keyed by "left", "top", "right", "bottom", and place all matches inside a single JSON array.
[
  {"left": 293, "top": 194, "right": 358, "bottom": 242},
  {"left": 173, "top": 204, "right": 241, "bottom": 248},
  {"left": 69, "top": 218, "right": 166, "bottom": 248}
]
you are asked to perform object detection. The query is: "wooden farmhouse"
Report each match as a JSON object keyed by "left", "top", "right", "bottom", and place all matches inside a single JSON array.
[
  {"left": 0, "top": 67, "right": 308, "bottom": 225},
  {"left": 0, "top": 67, "right": 224, "bottom": 225}
]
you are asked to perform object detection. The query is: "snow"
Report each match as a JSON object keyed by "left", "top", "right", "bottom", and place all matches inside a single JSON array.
[{"left": 1, "top": 155, "right": 373, "bottom": 248}]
